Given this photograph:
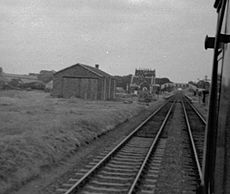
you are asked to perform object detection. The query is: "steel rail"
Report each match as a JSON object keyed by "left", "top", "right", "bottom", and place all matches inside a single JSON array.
[
  {"left": 184, "top": 94, "right": 193, "bottom": 102},
  {"left": 127, "top": 101, "right": 175, "bottom": 194},
  {"left": 184, "top": 96, "right": 206, "bottom": 124},
  {"left": 64, "top": 102, "right": 170, "bottom": 194},
  {"left": 182, "top": 101, "right": 203, "bottom": 183}
]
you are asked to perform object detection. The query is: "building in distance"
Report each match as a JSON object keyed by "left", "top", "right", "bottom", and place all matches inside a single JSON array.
[
  {"left": 52, "top": 63, "right": 116, "bottom": 100},
  {"left": 130, "top": 68, "right": 157, "bottom": 94}
]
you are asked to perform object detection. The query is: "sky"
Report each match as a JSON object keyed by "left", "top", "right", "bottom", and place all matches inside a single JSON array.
[{"left": 0, "top": 0, "right": 217, "bottom": 82}]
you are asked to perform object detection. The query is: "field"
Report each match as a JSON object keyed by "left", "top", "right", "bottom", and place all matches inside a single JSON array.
[{"left": 0, "top": 90, "right": 150, "bottom": 194}]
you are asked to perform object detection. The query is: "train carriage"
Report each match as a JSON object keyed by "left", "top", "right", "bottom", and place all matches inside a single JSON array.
[{"left": 202, "top": 0, "right": 230, "bottom": 193}]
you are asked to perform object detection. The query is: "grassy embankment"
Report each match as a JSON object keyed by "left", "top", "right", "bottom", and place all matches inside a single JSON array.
[{"left": 0, "top": 90, "right": 153, "bottom": 193}]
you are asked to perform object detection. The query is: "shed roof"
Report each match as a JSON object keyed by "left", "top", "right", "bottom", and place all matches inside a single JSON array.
[{"left": 55, "top": 63, "right": 113, "bottom": 78}]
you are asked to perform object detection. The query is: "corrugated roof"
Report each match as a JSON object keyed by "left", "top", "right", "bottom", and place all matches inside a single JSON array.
[
  {"left": 80, "top": 64, "right": 112, "bottom": 77},
  {"left": 55, "top": 63, "right": 113, "bottom": 78}
]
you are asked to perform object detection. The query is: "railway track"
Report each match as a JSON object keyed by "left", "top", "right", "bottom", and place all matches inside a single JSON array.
[
  {"left": 183, "top": 95, "right": 206, "bottom": 168},
  {"left": 54, "top": 93, "right": 206, "bottom": 194},
  {"left": 180, "top": 94, "right": 206, "bottom": 192},
  {"left": 56, "top": 98, "right": 175, "bottom": 194},
  {"left": 154, "top": 93, "right": 206, "bottom": 193}
]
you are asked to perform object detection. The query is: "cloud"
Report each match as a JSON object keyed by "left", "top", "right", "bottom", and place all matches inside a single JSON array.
[{"left": 0, "top": 0, "right": 216, "bottom": 82}]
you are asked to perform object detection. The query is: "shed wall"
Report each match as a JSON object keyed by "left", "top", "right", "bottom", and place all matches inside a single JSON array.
[{"left": 62, "top": 77, "right": 99, "bottom": 99}]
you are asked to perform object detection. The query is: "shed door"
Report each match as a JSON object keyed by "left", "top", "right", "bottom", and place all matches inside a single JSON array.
[
  {"left": 89, "top": 79, "right": 98, "bottom": 100},
  {"left": 80, "top": 78, "right": 88, "bottom": 99},
  {"left": 62, "top": 77, "right": 98, "bottom": 99},
  {"left": 62, "top": 77, "right": 81, "bottom": 98}
]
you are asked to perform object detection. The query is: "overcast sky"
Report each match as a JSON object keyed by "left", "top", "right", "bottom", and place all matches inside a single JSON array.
[{"left": 0, "top": 0, "right": 216, "bottom": 82}]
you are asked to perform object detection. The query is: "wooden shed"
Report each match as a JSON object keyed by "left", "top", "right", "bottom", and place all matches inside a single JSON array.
[{"left": 52, "top": 63, "right": 116, "bottom": 100}]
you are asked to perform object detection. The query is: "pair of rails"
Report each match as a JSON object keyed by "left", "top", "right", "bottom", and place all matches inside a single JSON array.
[{"left": 56, "top": 94, "right": 206, "bottom": 194}]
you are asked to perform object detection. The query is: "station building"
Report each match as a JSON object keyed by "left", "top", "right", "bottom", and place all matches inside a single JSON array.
[
  {"left": 130, "top": 68, "right": 156, "bottom": 93},
  {"left": 52, "top": 63, "right": 116, "bottom": 100}
]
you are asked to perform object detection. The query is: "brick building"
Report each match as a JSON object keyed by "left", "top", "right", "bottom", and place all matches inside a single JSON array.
[
  {"left": 130, "top": 68, "right": 156, "bottom": 91},
  {"left": 52, "top": 63, "right": 116, "bottom": 100}
]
